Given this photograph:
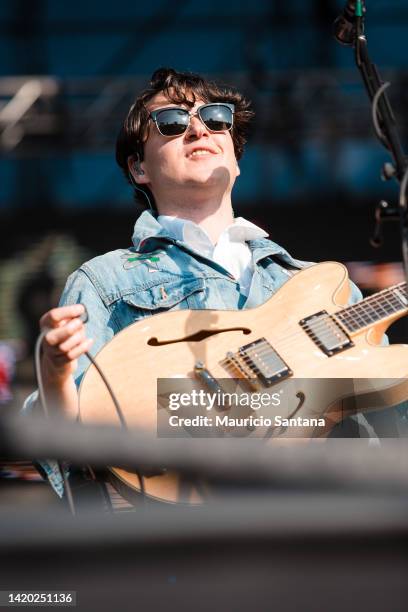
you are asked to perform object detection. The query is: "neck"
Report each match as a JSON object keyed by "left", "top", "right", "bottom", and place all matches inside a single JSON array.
[
  {"left": 155, "top": 191, "right": 234, "bottom": 244},
  {"left": 335, "top": 281, "right": 408, "bottom": 332}
]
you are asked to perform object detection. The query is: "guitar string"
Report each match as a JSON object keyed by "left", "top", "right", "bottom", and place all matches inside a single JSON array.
[
  {"left": 249, "top": 290, "right": 407, "bottom": 352},
  {"left": 267, "top": 283, "right": 408, "bottom": 347},
  {"left": 224, "top": 285, "right": 408, "bottom": 367},
  {"left": 221, "top": 283, "right": 408, "bottom": 358},
  {"left": 248, "top": 304, "right": 403, "bottom": 357},
  {"left": 232, "top": 305, "right": 405, "bottom": 368},
  {"left": 276, "top": 285, "right": 408, "bottom": 343},
  {"left": 229, "top": 304, "right": 395, "bottom": 371}
]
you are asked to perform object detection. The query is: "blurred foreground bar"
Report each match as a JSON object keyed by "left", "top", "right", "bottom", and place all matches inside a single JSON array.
[
  {"left": 0, "top": 493, "right": 408, "bottom": 611},
  {"left": 2, "top": 414, "right": 408, "bottom": 491},
  {"left": 1, "top": 415, "right": 408, "bottom": 611}
]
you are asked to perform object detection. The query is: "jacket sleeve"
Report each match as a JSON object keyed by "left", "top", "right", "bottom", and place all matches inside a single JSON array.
[
  {"left": 22, "top": 267, "right": 116, "bottom": 498},
  {"left": 58, "top": 268, "right": 116, "bottom": 387}
]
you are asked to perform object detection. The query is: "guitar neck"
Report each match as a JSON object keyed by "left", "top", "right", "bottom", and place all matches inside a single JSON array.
[{"left": 335, "top": 282, "right": 408, "bottom": 332}]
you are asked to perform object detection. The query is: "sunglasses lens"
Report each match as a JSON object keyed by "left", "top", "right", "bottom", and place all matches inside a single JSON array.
[
  {"left": 155, "top": 109, "right": 189, "bottom": 136},
  {"left": 200, "top": 104, "right": 233, "bottom": 131}
]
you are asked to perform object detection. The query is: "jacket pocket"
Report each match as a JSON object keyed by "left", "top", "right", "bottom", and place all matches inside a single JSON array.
[{"left": 117, "top": 277, "right": 206, "bottom": 324}]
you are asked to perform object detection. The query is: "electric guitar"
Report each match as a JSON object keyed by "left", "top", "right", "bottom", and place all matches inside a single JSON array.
[{"left": 79, "top": 262, "right": 408, "bottom": 504}]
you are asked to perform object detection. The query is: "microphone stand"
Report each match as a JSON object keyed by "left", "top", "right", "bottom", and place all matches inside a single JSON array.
[{"left": 344, "top": 4, "right": 408, "bottom": 286}]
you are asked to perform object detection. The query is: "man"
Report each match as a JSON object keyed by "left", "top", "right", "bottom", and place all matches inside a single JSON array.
[{"left": 24, "top": 67, "right": 366, "bottom": 495}]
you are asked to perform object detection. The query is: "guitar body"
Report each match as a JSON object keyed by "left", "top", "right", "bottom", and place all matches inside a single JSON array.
[{"left": 79, "top": 262, "right": 408, "bottom": 504}]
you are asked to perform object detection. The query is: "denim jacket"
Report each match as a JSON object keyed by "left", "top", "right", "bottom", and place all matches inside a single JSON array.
[
  {"left": 24, "top": 210, "right": 366, "bottom": 496},
  {"left": 59, "top": 211, "right": 364, "bottom": 386}
]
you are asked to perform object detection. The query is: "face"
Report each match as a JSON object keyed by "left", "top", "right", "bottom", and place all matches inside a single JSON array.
[{"left": 131, "top": 91, "right": 240, "bottom": 206}]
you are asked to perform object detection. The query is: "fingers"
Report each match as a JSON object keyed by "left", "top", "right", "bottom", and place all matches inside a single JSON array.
[
  {"left": 44, "top": 317, "right": 83, "bottom": 347},
  {"left": 40, "top": 304, "right": 93, "bottom": 369},
  {"left": 58, "top": 328, "right": 87, "bottom": 353},
  {"left": 49, "top": 336, "right": 93, "bottom": 363},
  {"left": 40, "top": 304, "right": 85, "bottom": 331},
  {"left": 64, "top": 338, "right": 93, "bottom": 361}
]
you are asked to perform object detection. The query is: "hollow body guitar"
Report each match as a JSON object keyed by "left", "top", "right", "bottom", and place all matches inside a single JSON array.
[{"left": 79, "top": 262, "right": 408, "bottom": 505}]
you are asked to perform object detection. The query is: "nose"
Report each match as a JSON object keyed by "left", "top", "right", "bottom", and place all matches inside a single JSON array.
[{"left": 184, "top": 112, "right": 209, "bottom": 141}]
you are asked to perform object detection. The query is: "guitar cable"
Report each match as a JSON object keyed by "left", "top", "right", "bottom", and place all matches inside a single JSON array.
[
  {"left": 34, "top": 307, "right": 146, "bottom": 515},
  {"left": 34, "top": 329, "right": 76, "bottom": 515},
  {"left": 82, "top": 348, "right": 146, "bottom": 500}
]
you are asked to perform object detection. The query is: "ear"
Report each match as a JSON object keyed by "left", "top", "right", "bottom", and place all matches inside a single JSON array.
[
  {"left": 236, "top": 162, "right": 241, "bottom": 178},
  {"left": 127, "top": 155, "right": 150, "bottom": 185}
]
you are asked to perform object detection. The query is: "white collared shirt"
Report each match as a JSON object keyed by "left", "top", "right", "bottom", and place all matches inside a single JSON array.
[{"left": 157, "top": 215, "right": 268, "bottom": 297}]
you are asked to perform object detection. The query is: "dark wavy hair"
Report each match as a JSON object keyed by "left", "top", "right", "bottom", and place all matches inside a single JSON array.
[{"left": 115, "top": 67, "right": 254, "bottom": 209}]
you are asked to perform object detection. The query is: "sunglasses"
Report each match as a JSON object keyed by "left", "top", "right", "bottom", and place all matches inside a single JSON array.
[{"left": 149, "top": 102, "right": 235, "bottom": 137}]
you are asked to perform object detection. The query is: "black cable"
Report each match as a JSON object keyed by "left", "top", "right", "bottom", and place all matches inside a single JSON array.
[
  {"left": 83, "top": 351, "right": 128, "bottom": 429},
  {"left": 34, "top": 326, "right": 147, "bottom": 505},
  {"left": 371, "top": 81, "right": 391, "bottom": 149},
  {"left": 399, "top": 165, "right": 408, "bottom": 209},
  {"left": 87, "top": 466, "right": 114, "bottom": 513},
  {"left": 34, "top": 330, "right": 49, "bottom": 419},
  {"left": 83, "top": 350, "right": 146, "bottom": 500},
  {"left": 34, "top": 330, "right": 76, "bottom": 516}
]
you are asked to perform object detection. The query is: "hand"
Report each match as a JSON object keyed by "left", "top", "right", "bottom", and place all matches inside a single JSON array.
[{"left": 40, "top": 304, "right": 93, "bottom": 382}]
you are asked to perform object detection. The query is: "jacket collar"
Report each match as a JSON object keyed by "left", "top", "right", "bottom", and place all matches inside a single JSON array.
[
  {"left": 132, "top": 210, "right": 305, "bottom": 270},
  {"left": 131, "top": 211, "right": 174, "bottom": 251}
]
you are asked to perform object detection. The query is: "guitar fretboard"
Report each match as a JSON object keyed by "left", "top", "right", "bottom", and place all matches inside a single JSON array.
[{"left": 335, "top": 282, "right": 408, "bottom": 332}]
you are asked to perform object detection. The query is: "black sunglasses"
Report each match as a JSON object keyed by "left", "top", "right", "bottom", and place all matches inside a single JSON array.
[{"left": 149, "top": 102, "right": 235, "bottom": 137}]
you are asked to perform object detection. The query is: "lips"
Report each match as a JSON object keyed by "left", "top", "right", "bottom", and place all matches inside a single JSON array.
[{"left": 186, "top": 146, "right": 219, "bottom": 158}]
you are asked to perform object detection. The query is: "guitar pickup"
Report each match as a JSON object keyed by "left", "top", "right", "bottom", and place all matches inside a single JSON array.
[
  {"left": 237, "top": 338, "right": 292, "bottom": 387},
  {"left": 300, "top": 310, "right": 354, "bottom": 356}
]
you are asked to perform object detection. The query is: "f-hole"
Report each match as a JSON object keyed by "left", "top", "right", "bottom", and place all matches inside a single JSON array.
[{"left": 147, "top": 327, "right": 252, "bottom": 346}]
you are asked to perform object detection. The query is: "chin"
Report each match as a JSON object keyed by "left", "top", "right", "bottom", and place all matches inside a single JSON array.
[{"left": 187, "top": 165, "right": 231, "bottom": 187}]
